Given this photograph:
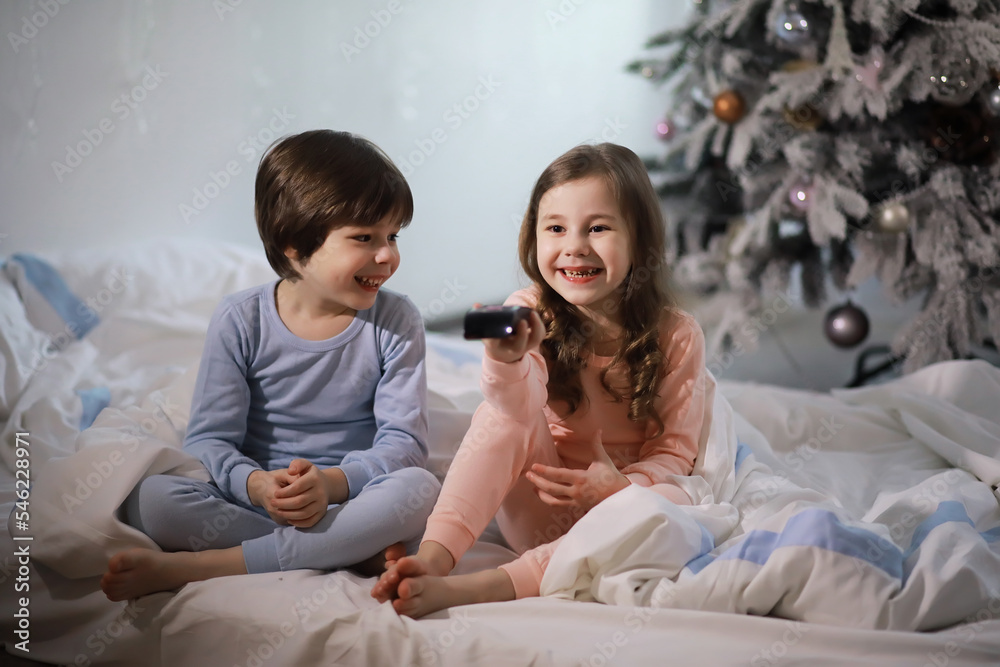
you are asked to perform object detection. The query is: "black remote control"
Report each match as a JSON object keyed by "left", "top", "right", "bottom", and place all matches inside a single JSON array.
[{"left": 463, "top": 305, "right": 533, "bottom": 340}]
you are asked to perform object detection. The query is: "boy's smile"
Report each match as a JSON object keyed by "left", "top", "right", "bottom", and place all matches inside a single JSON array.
[
  {"left": 355, "top": 275, "right": 389, "bottom": 292},
  {"left": 278, "top": 214, "right": 401, "bottom": 334}
]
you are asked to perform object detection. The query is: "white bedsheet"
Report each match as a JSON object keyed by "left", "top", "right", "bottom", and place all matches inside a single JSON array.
[
  {"left": 541, "top": 360, "right": 1000, "bottom": 632},
  {"left": 3, "top": 240, "right": 1000, "bottom": 666}
]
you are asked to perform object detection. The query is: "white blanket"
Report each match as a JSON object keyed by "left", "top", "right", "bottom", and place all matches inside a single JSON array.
[
  {"left": 541, "top": 360, "right": 1000, "bottom": 632},
  {"left": 5, "top": 240, "right": 1000, "bottom": 666}
]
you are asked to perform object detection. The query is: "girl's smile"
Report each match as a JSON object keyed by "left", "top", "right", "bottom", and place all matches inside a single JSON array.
[
  {"left": 557, "top": 266, "right": 603, "bottom": 283},
  {"left": 536, "top": 176, "right": 631, "bottom": 321}
]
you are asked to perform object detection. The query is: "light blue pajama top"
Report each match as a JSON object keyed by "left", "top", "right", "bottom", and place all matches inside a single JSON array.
[{"left": 183, "top": 281, "right": 428, "bottom": 509}]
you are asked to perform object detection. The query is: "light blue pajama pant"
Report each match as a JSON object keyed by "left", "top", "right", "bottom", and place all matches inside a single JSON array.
[{"left": 122, "top": 467, "right": 440, "bottom": 574}]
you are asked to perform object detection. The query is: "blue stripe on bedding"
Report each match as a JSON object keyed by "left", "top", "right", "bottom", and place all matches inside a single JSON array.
[
  {"left": 903, "top": 501, "right": 1000, "bottom": 559},
  {"left": 735, "top": 442, "right": 751, "bottom": 471},
  {"left": 684, "top": 551, "right": 713, "bottom": 574},
  {"left": 980, "top": 525, "right": 1000, "bottom": 543},
  {"left": 10, "top": 253, "right": 99, "bottom": 339},
  {"left": 903, "top": 501, "right": 976, "bottom": 560},
  {"left": 687, "top": 501, "right": 1000, "bottom": 580},
  {"left": 685, "top": 508, "right": 903, "bottom": 578},
  {"left": 77, "top": 386, "right": 111, "bottom": 430},
  {"left": 699, "top": 523, "right": 715, "bottom": 555},
  {"left": 681, "top": 525, "right": 718, "bottom": 574}
]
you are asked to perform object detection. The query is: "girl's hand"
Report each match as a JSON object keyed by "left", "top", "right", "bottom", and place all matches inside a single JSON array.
[
  {"left": 525, "top": 430, "right": 630, "bottom": 514},
  {"left": 483, "top": 308, "right": 545, "bottom": 364},
  {"left": 270, "top": 459, "right": 331, "bottom": 528}
]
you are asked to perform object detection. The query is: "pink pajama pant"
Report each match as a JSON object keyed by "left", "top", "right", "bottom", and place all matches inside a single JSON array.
[{"left": 421, "top": 401, "right": 691, "bottom": 598}]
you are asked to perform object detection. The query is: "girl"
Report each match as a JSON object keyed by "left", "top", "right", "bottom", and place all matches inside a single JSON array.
[{"left": 371, "top": 142, "right": 711, "bottom": 617}]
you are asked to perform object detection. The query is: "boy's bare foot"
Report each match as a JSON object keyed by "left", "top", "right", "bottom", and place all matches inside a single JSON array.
[
  {"left": 393, "top": 569, "right": 516, "bottom": 619},
  {"left": 384, "top": 541, "right": 407, "bottom": 565},
  {"left": 349, "top": 542, "right": 407, "bottom": 578},
  {"left": 100, "top": 546, "right": 246, "bottom": 601}
]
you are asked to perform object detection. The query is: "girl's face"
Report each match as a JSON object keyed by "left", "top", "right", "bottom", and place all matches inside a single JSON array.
[{"left": 535, "top": 176, "right": 632, "bottom": 321}]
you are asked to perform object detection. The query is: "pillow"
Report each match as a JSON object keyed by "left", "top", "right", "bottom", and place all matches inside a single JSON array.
[
  {"left": 3, "top": 253, "right": 99, "bottom": 350},
  {"left": 18, "top": 239, "right": 277, "bottom": 324},
  {"left": 0, "top": 271, "right": 54, "bottom": 418}
]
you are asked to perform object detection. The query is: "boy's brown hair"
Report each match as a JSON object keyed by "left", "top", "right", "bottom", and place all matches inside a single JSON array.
[{"left": 255, "top": 130, "right": 413, "bottom": 280}]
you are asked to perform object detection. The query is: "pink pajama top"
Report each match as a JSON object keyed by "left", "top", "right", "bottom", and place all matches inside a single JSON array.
[
  {"left": 483, "top": 289, "right": 706, "bottom": 484},
  {"left": 424, "top": 288, "right": 709, "bottom": 580}
]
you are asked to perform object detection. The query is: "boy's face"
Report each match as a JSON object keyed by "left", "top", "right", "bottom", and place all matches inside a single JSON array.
[{"left": 285, "top": 214, "right": 402, "bottom": 313}]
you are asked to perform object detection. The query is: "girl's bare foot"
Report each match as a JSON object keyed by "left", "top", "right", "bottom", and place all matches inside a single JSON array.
[
  {"left": 393, "top": 569, "right": 515, "bottom": 619},
  {"left": 371, "top": 540, "right": 455, "bottom": 602},
  {"left": 100, "top": 546, "right": 246, "bottom": 601}
]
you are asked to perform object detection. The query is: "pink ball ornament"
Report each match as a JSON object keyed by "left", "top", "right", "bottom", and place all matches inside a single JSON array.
[
  {"left": 788, "top": 182, "right": 813, "bottom": 211},
  {"left": 854, "top": 47, "right": 884, "bottom": 92},
  {"left": 655, "top": 118, "right": 675, "bottom": 141}
]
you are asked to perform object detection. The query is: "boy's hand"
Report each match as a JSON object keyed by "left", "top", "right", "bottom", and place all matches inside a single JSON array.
[
  {"left": 320, "top": 466, "right": 350, "bottom": 506},
  {"left": 247, "top": 469, "right": 294, "bottom": 525},
  {"left": 525, "top": 430, "right": 629, "bottom": 514},
  {"left": 271, "top": 459, "right": 333, "bottom": 528},
  {"left": 483, "top": 308, "right": 545, "bottom": 364}
]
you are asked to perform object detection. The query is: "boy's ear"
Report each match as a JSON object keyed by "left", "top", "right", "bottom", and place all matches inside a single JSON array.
[{"left": 283, "top": 246, "right": 300, "bottom": 262}]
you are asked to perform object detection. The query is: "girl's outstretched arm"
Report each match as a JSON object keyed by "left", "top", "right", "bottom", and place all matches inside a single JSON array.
[{"left": 478, "top": 292, "right": 549, "bottom": 419}]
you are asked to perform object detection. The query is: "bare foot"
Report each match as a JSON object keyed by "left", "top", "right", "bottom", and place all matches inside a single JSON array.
[
  {"left": 100, "top": 549, "right": 189, "bottom": 601},
  {"left": 100, "top": 546, "right": 246, "bottom": 601},
  {"left": 371, "top": 540, "right": 454, "bottom": 603},
  {"left": 393, "top": 569, "right": 515, "bottom": 619},
  {"left": 371, "top": 553, "right": 427, "bottom": 602},
  {"left": 384, "top": 541, "right": 407, "bottom": 565},
  {"left": 349, "top": 542, "right": 407, "bottom": 578}
]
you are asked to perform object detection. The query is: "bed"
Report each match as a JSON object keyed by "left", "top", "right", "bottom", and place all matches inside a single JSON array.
[{"left": 3, "top": 239, "right": 1000, "bottom": 666}]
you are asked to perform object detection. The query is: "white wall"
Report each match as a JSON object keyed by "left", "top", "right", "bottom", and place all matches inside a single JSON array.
[{"left": 0, "top": 0, "right": 685, "bottom": 321}]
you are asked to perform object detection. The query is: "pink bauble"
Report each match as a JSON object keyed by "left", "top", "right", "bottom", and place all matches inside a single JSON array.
[
  {"left": 655, "top": 119, "right": 675, "bottom": 141},
  {"left": 788, "top": 182, "right": 813, "bottom": 211}
]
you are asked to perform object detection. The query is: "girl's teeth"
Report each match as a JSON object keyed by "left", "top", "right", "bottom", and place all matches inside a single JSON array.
[{"left": 563, "top": 269, "right": 599, "bottom": 277}]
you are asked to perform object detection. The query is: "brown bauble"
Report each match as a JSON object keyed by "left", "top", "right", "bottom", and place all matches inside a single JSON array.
[
  {"left": 713, "top": 90, "right": 746, "bottom": 124},
  {"left": 783, "top": 104, "right": 823, "bottom": 131}
]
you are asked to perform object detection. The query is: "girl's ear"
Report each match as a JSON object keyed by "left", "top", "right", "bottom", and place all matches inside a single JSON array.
[{"left": 283, "top": 246, "right": 299, "bottom": 261}]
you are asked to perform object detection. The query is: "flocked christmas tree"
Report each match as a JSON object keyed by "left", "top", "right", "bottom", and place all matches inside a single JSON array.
[{"left": 631, "top": 0, "right": 1000, "bottom": 374}]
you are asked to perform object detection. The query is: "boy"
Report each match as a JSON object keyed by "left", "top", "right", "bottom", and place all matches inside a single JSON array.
[{"left": 101, "top": 130, "right": 439, "bottom": 600}]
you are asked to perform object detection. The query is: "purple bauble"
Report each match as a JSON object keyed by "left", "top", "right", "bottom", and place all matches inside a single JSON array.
[{"left": 824, "top": 301, "right": 870, "bottom": 348}]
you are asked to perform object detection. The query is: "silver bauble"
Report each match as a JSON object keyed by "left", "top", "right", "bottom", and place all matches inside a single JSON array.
[{"left": 877, "top": 202, "right": 911, "bottom": 233}]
